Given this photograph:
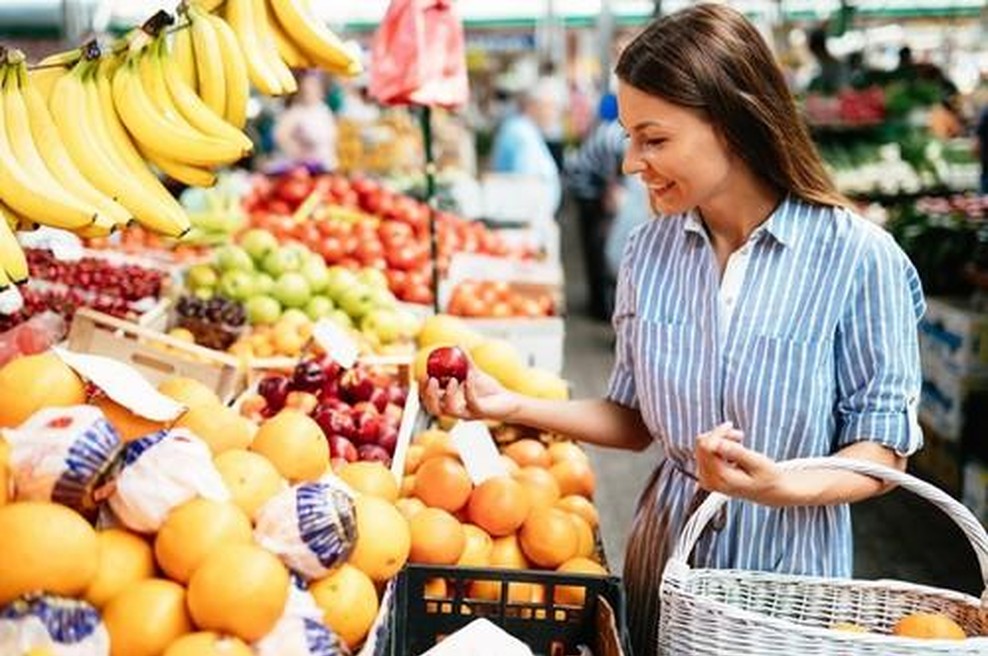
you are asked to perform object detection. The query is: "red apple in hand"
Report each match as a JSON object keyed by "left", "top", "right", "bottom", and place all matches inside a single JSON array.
[{"left": 426, "top": 346, "right": 469, "bottom": 387}]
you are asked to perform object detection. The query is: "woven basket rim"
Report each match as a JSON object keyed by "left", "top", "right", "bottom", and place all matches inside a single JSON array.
[{"left": 661, "top": 568, "right": 988, "bottom": 647}]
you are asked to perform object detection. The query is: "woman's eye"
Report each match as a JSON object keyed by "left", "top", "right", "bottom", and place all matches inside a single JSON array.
[{"left": 644, "top": 138, "right": 666, "bottom": 148}]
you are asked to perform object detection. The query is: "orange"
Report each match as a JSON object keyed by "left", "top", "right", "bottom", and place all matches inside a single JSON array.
[
  {"left": 339, "top": 461, "right": 399, "bottom": 502},
  {"left": 0, "top": 352, "right": 86, "bottom": 428},
  {"left": 892, "top": 612, "right": 966, "bottom": 640},
  {"left": 163, "top": 632, "right": 253, "bottom": 656},
  {"left": 470, "top": 578, "right": 539, "bottom": 603},
  {"left": 416, "top": 429, "right": 459, "bottom": 460},
  {"left": 404, "top": 444, "right": 425, "bottom": 474},
  {"left": 424, "top": 577, "right": 448, "bottom": 599},
  {"left": 547, "top": 441, "right": 590, "bottom": 465},
  {"left": 408, "top": 507, "right": 465, "bottom": 565},
  {"left": 503, "top": 439, "right": 551, "bottom": 468},
  {"left": 457, "top": 524, "right": 494, "bottom": 566},
  {"left": 414, "top": 456, "right": 472, "bottom": 512},
  {"left": 489, "top": 534, "right": 529, "bottom": 570},
  {"left": 396, "top": 497, "right": 426, "bottom": 520},
  {"left": 567, "top": 513, "right": 596, "bottom": 559},
  {"left": 175, "top": 404, "right": 253, "bottom": 455},
  {"left": 514, "top": 466, "right": 561, "bottom": 508},
  {"left": 310, "top": 563, "right": 379, "bottom": 650},
  {"left": 84, "top": 528, "right": 155, "bottom": 608},
  {"left": 154, "top": 499, "right": 253, "bottom": 584},
  {"left": 187, "top": 543, "right": 290, "bottom": 642},
  {"left": 93, "top": 396, "right": 165, "bottom": 442},
  {"left": 554, "top": 557, "right": 607, "bottom": 605},
  {"left": 401, "top": 474, "right": 416, "bottom": 497},
  {"left": 348, "top": 495, "right": 411, "bottom": 582},
  {"left": 103, "top": 578, "right": 192, "bottom": 656},
  {"left": 467, "top": 536, "right": 531, "bottom": 601},
  {"left": 467, "top": 476, "right": 530, "bottom": 537},
  {"left": 519, "top": 507, "right": 578, "bottom": 568},
  {"left": 499, "top": 455, "right": 520, "bottom": 475},
  {"left": 555, "top": 495, "right": 599, "bottom": 529},
  {"left": 213, "top": 449, "right": 285, "bottom": 520},
  {"left": 250, "top": 409, "right": 329, "bottom": 482},
  {"left": 550, "top": 459, "right": 596, "bottom": 498},
  {"left": 157, "top": 377, "right": 221, "bottom": 410},
  {"left": 0, "top": 501, "right": 98, "bottom": 605}
]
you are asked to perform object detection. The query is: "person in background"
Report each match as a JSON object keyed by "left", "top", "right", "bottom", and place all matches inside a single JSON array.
[
  {"left": 273, "top": 70, "right": 338, "bottom": 172},
  {"left": 489, "top": 87, "right": 562, "bottom": 213},
  {"left": 566, "top": 93, "right": 628, "bottom": 319},
  {"left": 807, "top": 26, "right": 846, "bottom": 94},
  {"left": 535, "top": 60, "right": 569, "bottom": 171},
  {"left": 977, "top": 106, "right": 988, "bottom": 193}
]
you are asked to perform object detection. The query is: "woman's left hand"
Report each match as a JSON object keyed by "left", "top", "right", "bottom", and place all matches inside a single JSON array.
[{"left": 695, "top": 422, "right": 784, "bottom": 505}]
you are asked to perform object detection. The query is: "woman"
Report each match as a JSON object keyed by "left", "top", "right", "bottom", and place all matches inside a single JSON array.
[
  {"left": 421, "top": 5, "right": 924, "bottom": 656},
  {"left": 273, "top": 71, "right": 338, "bottom": 172}
]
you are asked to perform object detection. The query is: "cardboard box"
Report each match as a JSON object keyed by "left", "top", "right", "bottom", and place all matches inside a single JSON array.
[{"left": 919, "top": 297, "right": 988, "bottom": 377}]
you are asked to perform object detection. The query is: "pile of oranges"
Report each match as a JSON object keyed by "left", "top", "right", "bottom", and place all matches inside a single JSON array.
[{"left": 396, "top": 429, "right": 607, "bottom": 604}]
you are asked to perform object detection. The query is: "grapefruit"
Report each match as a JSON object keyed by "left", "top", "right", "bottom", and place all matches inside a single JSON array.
[
  {"left": 457, "top": 524, "right": 494, "bottom": 566},
  {"left": 84, "top": 528, "right": 156, "bottom": 608},
  {"left": 0, "top": 501, "right": 99, "bottom": 605},
  {"left": 0, "top": 352, "right": 86, "bottom": 428},
  {"left": 503, "top": 439, "right": 551, "bottom": 468},
  {"left": 395, "top": 497, "right": 426, "bottom": 519},
  {"left": 154, "top": 498, "right": 253, "bottom": 584},
  {"left": 414, "top": 456, "right": 472, "bottom": 512},
  {"left": 568, "top": 513, "right": 596, "bottom": 559},
  {"left": 339, "top": 461, "right": 399, "bottom": 502},
  {"left": 250, "top": 409, "right": 329, "bottom": 482},
  {"left": 157, "top": 377, "right": 221, "bottom": 409},
  {"left": 519, "top": 507, "right": 578, "bottom": 568},
  {"left": 550, "top": 459, "right": 596, "bottom": 498},
  {"left": 408, "top": 507, "right": 465, "bottom": 565},
  {"left": 467, "top": 476, "right": 530, "bottom": 537},
  {"left": 514, "top": 466, "right": 561, "bottom": 508},
  {"left": 547, "top": 442, "right": 590, "bottom": 465},
  {"left": 213, "top": 449, "right": 285, "bottom": 520},
  {"left": 310, "top": 563, "right": 379, "bottom": 650},
  {"left": 348, "top": 495, "right": 411, "bottom": 582},
  {"left": 175, "top": 404, "right": 253, "bottom": 455},
  {"left": 103, "top": 578, "right": 192, "bottom": 656},
  {"left": 187, "top": 543, "right": 290, "bottom": 642},
  {"left": 555, "top": 495, "right": 599, "bottom": 529}
]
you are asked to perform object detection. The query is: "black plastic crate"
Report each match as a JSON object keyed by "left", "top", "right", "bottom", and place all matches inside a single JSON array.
[{"left": 390, "top": 564, "right": 632, "bottom": 656}]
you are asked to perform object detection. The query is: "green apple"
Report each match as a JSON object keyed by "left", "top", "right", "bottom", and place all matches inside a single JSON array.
[
  {"left": 369, "top": 287, "right": 397, "bottom": 309},
  {"left": 186, "top": 264, "right": 218, "bottom": 291},
  {"left": 239, "top": 229, "right": 279, "bottom": 263},
  {"left": 305, "top": 295, "right": 335, "bottom": 320},
  {"left": 357, "top": 268, "right": 389, "bottom": 290},
  {"left": 272, "top": 272, "right": 311, "bottom": 309},
  {"left": 262, "top": 247, "right": 305, "bottom": 278},
  {"left": 218, "top": 270, "right": 256, "bottom": 301},
  {"left": 245, "top": 295, "right": 282, "bottom": 325},
  {"left": 193, "top": 287, "right": 214, "bottom": 300},
  {"left": 337, "top": 284, "right": 377, "bottom": 321},
  {"left": 329, "top": 309, "right": 353, "bottom": 329},
  {"left": 360, "top": 308, "right": 404, "bottom": 344},
  {"left": 301, "top": 259, "right": 331, "bottom": 295},
  {"left": 280, "top": 308, "right": 311, "bottom": 325},
  {"left": 324, "top": 266, "right": 359, "bottom": 302},
  {"left": 253, "top": 272, "right": 275, "bottom": 296},
  {"left": 214, "top": 245, "right": 255, "bottom": 273}
]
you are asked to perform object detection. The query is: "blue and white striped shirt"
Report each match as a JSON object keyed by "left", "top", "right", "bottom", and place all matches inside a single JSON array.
[{"left": 608, "top": 195, "right": 925, "bottom": 577}]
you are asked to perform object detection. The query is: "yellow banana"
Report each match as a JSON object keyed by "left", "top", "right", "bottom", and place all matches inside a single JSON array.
[
  {"left": 0, "top": 262, "right": 12, "bottom": 290},
  {"left": 160, "top": 38, "right": 252, "bottom": 151},
  {"left": 27, "top": 66, "right": 67, "bottom": 104},
  {"left": 269, "top": 0, "right": 361, "bottom": 75},
  {"left": 75, "top": 213, "right": 118, "bottom": 238},
  {"left": 0, "top": 208, "right": 29, "bottom": 284},
  {"left": 0, "top": 66, "right": 95, "bottom": 230},
  {"left": 252, "top": 0, "right": 297, "bottom": 94},
  {"left": 18, "top": 63, "right": 132, "bottom": 228},
  {"left": 49, "top": 61, "right": 188, "bottom": 237},
  {"left": 206, "top": 12, "right": 250, "bottom": 128},
  {"left": 141, "top": 145, "right": 218, "bottom": 187},
  {"left": 172, "top": 20, "right": 198, "bottom": 91},
  {"left": 187, "top": 5, "right": 227, "bottom": 117},
  {"left": 138, "top": 41, "right": 202, "bottom": 136},
  {"left": 38, "top": 47, "right": 83, "bottom": 67},
  {"left": 267, "top": 0, "right": 311, "bottom": 69},
  {"left": 112, "top": 57, "right": 248, "bottom": 167},
  {"left": 188, "top": 0, "right": 225, "bottom": 11},
  {"left": 225, "top": 0, "right": 282, "bottom": 95},
  {"left": 0, "top": 199, "right": 38, "bottom": 232}
]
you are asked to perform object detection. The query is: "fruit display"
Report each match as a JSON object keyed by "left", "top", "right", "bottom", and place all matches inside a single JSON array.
[
  {"left": 239, "top": 356, "right": 409, "bottom": 470},
  {"left": 244, "top": 168, "right": 541, "bottom": 304},
  {"left": 446, "top": 280, "right": 557, "bottom": 318},
  {"left": 0, "top": 348, "right": 413, "bottom": 654},
  {"left": 173, "top": 295, "right": 247, "bottom": 351}
]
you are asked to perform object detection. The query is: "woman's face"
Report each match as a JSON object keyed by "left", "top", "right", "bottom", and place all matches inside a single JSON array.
[{"left": 617, "top": 81, "right": 734, "bottom": 216}]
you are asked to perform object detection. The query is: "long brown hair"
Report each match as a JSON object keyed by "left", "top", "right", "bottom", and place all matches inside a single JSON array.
[{"left": 616, "top": 4, "right": 847, "bottom": 208}]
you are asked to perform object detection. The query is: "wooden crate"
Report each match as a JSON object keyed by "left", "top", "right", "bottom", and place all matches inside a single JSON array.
[{"left": 67, "top": 308, "right": 244, "bottom": 404}]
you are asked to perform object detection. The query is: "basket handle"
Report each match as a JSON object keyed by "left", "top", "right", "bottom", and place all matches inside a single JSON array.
[{"left": 668, "top": 457, "right": 988, "bottom": 593}]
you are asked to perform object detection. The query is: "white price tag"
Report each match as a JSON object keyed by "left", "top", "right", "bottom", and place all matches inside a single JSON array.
[
  {"left": 450, "top": 420, "right": 508, "bottom": 485},
  {"left": 0, "top": 286, "right": 23, "bottom": 315},
  {"left": 18, "top": 226, "right": 83, "bottom": 262},
  {"left": 312, "top": 319, "right": 359, "bottom": 369},
  {"left": 53, "top": 347, "right": 186, "bottom": 422}
]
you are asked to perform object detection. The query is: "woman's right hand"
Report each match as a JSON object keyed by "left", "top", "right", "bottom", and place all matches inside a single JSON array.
[{"left": 419, "top": 364, "right": 521, "bottom": 422}]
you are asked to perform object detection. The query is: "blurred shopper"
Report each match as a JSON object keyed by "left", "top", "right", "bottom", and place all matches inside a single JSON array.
[
  {"left": 536, "top": 60, "right": 569, "bottom": 170},
  {"left": 490, "top": 87, "right": 562, "bottom": 213},
  {"left": 423, "top": 6, "right": 924, "bottom": 656},
  {"left": 273, "top": 71, "right": 338, "bottom": 172},
  {"left": 566, "top": 93, "right": 627, "bottom": 319},
  {"left": 807, "top": 26, "right": 846, "bottom": 94}
]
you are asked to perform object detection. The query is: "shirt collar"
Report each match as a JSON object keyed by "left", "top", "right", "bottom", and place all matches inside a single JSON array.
[{"left": 682, "top": 194, "right": 800, "bottom": 249}]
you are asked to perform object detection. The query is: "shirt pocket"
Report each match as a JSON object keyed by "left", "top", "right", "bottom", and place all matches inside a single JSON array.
[
  {"left": 632, "top": 317, "right": 713, "bottom": 448},
  {"left": 730, "top": 334, "right": 834, "bottom": 459}
]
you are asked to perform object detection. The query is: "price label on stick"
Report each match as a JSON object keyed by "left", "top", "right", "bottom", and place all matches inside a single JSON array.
[
  {"left": 450, "top": 420, "right": 508, "bottom": 485},
  {"left": 312, "top": 319, "right": 359, "bottom": 369}
]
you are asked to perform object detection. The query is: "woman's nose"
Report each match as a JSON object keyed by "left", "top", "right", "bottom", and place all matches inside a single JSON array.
[{"left": 622, "top": 145, "right": 645, "bottom": 176}]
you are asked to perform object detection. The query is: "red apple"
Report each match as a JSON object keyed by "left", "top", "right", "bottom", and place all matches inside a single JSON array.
[
  {"left": 369, "top": 387, "right": 390, "bottom": 414},
  {"left": 354, "top": 413, "right": 383, "bottom": 445},
  {"left": 427, "top": 346, "right": 469, "bottom": 387},
  {"left": 358, "top": 444, "right": 391, "bottom": 466},
  {"left": 328, "top": 435, "right": 358, "bottom": 462},
  {"left": 340, "top": 370, "right": 375, "bottom": 404},
  {"left": 377, "top": 426, "right": 399, "bottom": 454}
]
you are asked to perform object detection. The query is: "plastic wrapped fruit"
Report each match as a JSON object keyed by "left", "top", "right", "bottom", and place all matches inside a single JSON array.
[
  {"left": 254, "top": 616, "right": 351, "bottom": 656},
  {"left": 107, "top": 429, "right": 229, "bottom": 533},
  {"left": 253, "top": 478, "right": 358, "bottom": 580},
  {"left": 4, "top": 406, "right": 122, "bottom": 514},
  {"left": 0, "top": 595, "right": 110, "bottom": 656}
]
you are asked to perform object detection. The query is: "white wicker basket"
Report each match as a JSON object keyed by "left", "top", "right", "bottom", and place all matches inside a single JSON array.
[{"left": 658, "top": 457, "right": 988, "bottom": 655}]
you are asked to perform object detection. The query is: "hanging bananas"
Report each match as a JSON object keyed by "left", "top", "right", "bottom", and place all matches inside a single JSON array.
[{"left": 267, "top": 0, "right": 361, "bottom": 75}]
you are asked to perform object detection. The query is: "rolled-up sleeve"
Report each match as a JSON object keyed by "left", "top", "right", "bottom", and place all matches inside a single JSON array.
[
  {"left": 606, "top": 229, "right": 640, "bottom": 409},
  {"left": 835, "top": 233, "right": 926, "bottom": 456}
]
